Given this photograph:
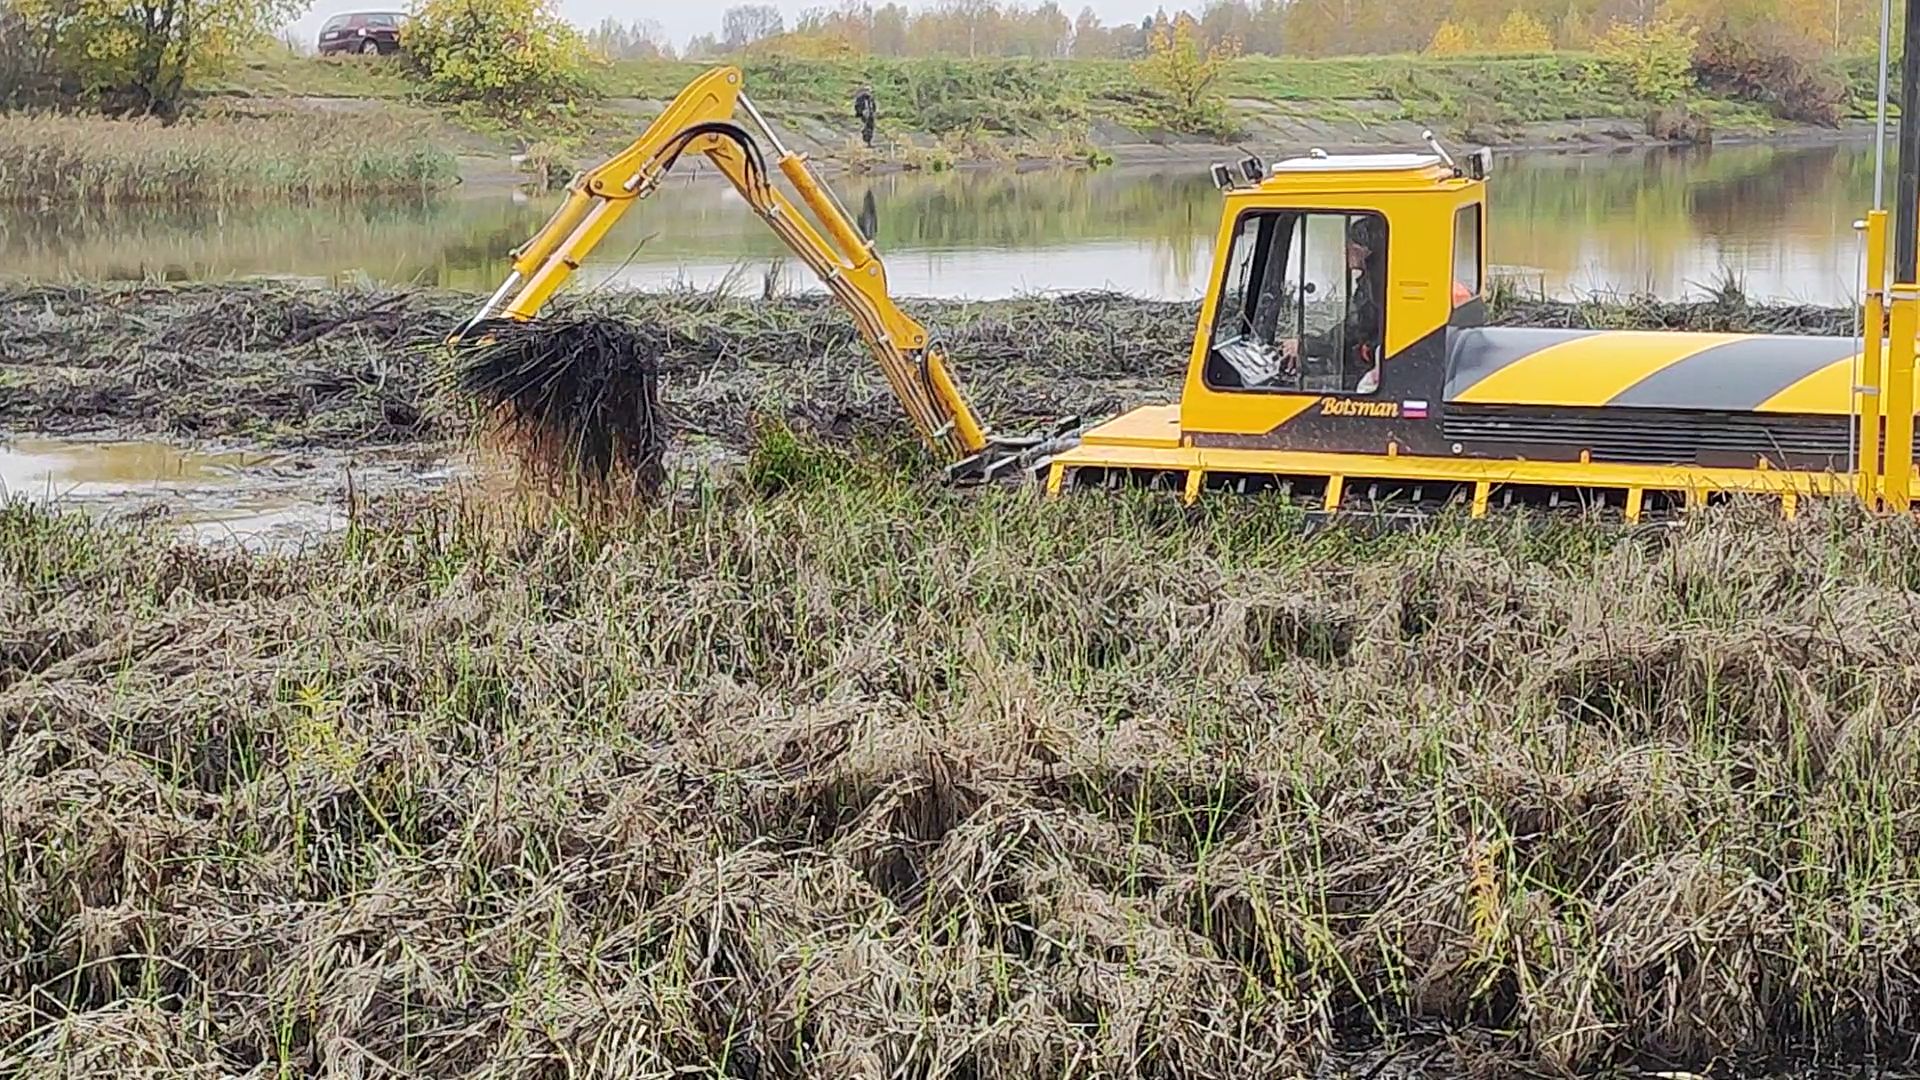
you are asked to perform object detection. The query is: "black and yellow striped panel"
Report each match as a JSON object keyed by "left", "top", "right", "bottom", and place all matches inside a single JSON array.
[{"left": 1444, "top": 328, "right": 1862, "bottom": 416}]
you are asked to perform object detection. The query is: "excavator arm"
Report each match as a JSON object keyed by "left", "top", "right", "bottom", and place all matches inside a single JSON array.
[{"left": 456, "top": 66, "right": 1048, "bottom": 480}]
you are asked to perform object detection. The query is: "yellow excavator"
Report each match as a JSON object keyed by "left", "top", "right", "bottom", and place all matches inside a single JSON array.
[{"left": 459, "top": 65, "right": 1915, "bottom": 522}]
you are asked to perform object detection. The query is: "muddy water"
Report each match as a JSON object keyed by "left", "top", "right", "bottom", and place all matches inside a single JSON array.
[
  {"left": 0, "top": 437, "right": 456, "bottom": 550},
  {"left": 0, "top": 141, "right": 1882, "bottom": 303}
]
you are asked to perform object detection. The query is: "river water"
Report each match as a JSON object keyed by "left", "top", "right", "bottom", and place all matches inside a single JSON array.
[{"left": 0, "top": 140, "right": 1880, "bottom": 304}]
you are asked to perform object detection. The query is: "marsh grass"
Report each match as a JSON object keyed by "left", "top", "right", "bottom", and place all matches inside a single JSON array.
[
  {"left": 5, "top": 279, "right": 1920, "bottom": 1075},
  {"left": 5, "top": 456, "right": 1920, "bottom": 1075},
  {"left": 0, "top": 114, "right": 459, "bottom": 203}
]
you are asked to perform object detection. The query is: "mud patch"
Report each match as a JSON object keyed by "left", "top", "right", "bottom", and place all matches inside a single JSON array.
[{"left": 0, "top": 436, "right": 457, "bottom": 550}]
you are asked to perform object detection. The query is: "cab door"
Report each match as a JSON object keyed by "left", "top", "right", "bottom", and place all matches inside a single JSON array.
[{"left": 1200, "top": 209, "right": 1386, "bottom": 398}]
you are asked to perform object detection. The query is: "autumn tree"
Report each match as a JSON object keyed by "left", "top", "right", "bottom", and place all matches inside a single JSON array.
[
  {"left": 1071, "top": 6, "right": 1115, "bottom": 55},
  {"left": 1198, "top": 0, "right": 1284, "bottom": 55},
  {"left": 0, "top": 0, "right": 49, "bottom": 105},
  {"left": 404, "top": 0, "right": 589, "bottom": 115},
  {"left": 11, "top": 0, "right": 298, "bottom": 117},
  {"left": 586, "top": 17, "right": 674, "bottom": 60},
  {"left": 1493, "top": 9, "right": 1553, "bottom": 51},
  {"left": 866, "top": 4, "right": 905, "bottom": 51},
  {"left": 1593, "top": 16, "right": 1696, "bottom": 102},
  {"left": 1136, "top": 12, "right": 1238, "bottom": 135},
  {"left": 1427, "top": 21, "right": 1477, "bottom": 54}
]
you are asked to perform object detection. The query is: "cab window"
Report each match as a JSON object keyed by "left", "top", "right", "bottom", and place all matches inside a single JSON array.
[
  {"left": 1205, "top": 209, "right": 1387, "bottom": 395},
  {"left": 1452, "top": 203, "right": 1482, "bottom": 305},
  {"left": 322, "top": 14, "right": 349, "bottom": 30}
]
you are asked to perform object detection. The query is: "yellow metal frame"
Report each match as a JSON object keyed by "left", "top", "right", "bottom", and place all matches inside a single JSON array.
[
  {"left": 465, "top": 65, "right": 988, "bottom": 463},
  {"left": 1860, "top": 210, "right": 1888, "bottom": 504},
  {"left": 1043, "top": 440, "right": 1850, "bottom": 522},
  {"left": 1887, "top": 278, "right": 1917, "bottom": 511}
]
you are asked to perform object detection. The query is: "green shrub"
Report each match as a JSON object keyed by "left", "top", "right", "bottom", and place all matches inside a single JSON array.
[
  {"left": 402, "top": 0, "right": 591, "bottom": 116},
  {"left": 1134, "top": 14, "right": 1241, "bottom": 138},
  {"left": 746, "top": 418, "right": 857, "bottom": 495}
]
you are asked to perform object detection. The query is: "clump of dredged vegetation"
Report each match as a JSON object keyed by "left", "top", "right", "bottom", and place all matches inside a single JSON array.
[
  {"left": 5, "top": 435, "right": 1920, "bottom": 1076},
  {"left": 0, "top": 279, "right": 1861, "bottom": 456},
  {"left": 454, "top": 314, "right": 672, "bottom": 497}
]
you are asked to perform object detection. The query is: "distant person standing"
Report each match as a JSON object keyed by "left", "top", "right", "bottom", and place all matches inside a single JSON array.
[{"left": 852, "top": 85, "right": 877, "bottom": 147}]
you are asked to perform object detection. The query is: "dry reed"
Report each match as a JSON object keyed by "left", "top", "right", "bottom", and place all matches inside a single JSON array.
[
  {"left": 4, "top": 482, "right": 1920, "bottom": 1077},
  {"left": 2, "top": 279, "right": 1919, "bottom": 1076},
  {"left": 0, "top": 114, "right": 458, "bottom": 203}
]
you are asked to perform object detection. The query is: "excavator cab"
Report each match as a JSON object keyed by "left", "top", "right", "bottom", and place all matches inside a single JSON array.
[{"left": 1052, "top": 149, "right": 1490, "bottom": 490}]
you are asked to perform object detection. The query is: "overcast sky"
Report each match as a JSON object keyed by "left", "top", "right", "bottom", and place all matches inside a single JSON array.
[{"left": 288, "top": 0, "right": 1148, "bottom": 51}]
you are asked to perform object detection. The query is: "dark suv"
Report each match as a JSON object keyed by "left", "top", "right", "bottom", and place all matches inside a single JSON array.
[{"left": 317, "top": 11, "right": 406, "bottom": 55}]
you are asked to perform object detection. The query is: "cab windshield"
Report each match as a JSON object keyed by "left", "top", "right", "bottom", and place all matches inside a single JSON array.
[{"left": 1205, "top": 209, "right": 1386, "bottom": 395}]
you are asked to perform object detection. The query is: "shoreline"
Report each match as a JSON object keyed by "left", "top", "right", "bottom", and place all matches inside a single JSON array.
[{"left": 207, "top": 91, "right": 1876, "bottom": 187}]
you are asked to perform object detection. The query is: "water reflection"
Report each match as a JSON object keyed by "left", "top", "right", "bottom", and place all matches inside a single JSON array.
[
  {"left": 0, "top": 141, "right": 1879, "bottom": 303},
  {"left": 0, "top": 438, "right": 267, "bottom": 494}
]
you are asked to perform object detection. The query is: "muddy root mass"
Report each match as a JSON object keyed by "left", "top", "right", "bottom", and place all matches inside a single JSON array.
[
  {"left": 455, "top": 314, "right": 671, "bottom": 496},
  {"left": 5, "top": 493, "right": 1920, "bottom": 1076},
  {"left": 0, "top": 281, "right": 1860, "bottom": 450}
]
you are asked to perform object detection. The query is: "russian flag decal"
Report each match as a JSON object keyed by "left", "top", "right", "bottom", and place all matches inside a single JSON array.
[{"left": 1402, "top": 400, "right": 1430, "bottom": 419}]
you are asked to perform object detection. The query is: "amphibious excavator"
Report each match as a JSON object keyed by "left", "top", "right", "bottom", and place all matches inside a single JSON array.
[{"left": 460, "top": 65, "right": 1915, "bottom": 522}]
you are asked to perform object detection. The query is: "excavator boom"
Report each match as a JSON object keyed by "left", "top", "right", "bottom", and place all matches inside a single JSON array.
[{"left": 457, "top": 66, "right": 1042, "bottom": 477}]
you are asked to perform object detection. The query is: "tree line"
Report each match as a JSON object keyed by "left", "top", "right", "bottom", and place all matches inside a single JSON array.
[{"left": 584, "top": 0, "right": 1894, "bottom": 62}]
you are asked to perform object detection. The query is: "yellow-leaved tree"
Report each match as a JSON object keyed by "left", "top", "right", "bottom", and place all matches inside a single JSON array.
[
  {"left": 403, "top": 0, "right": 590, "bottom": 117},
  {"left": 1136, "top": 13, "right": 1240, "bottom": 137},
  {"left": 1593, "top": 17, "right": 1698, "bottom": 104},
  {"left": 1426, "top": 21, "right": 1477, "bottom": 56},
  {"left": 1493, "top": 10, "right": 1554, "bottom": 53},
  {"left": 10, "top": 0, "right": 298, "bottom": 117}
]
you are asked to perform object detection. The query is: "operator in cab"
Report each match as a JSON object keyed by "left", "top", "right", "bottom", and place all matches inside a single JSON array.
[
  {"left": 1278, "top": 216, "right": 1384, "bottom": 393},
  {"left": 1209, "top": 212, "right": 1387, "bottom": 395}
]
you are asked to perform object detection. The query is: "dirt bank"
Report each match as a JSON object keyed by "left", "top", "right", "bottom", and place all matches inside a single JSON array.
[{"left": 0, "top": 280, "right": 1859, "bottom": 455}]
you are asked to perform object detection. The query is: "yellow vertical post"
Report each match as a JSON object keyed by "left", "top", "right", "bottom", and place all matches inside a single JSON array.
[
  {"left": 1885, "top": 283, "right": 1918, "bottom": 511},
  {"left": 1861, "top": 210, "right": 1888, "bottom": 504}
]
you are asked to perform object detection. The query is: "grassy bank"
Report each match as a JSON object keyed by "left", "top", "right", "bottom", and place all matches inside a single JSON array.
[
  {"left": 602, "top": 54, "right": 1664, "bottom": 132},
  {"left": 0, "top": 281, "right": 1860, "bottom": 450},
  {"left": 6, "top": 436, "right": 1920, "bottom": 1073},
  {"left": 216, "top": 52, "right": 1857, "bottom": 160},
  {"left": 592, "top": 53, "right": 1861, "bottom": 137},
  {"left": 0, "top": 114, "right": 459, "bottom": 203}
]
